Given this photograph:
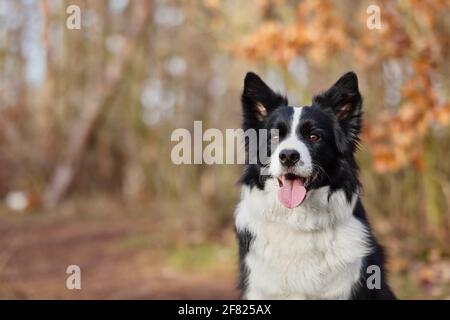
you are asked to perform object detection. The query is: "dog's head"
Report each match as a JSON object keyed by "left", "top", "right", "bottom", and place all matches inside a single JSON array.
[{"left": 241, "top": 71, "right": 362, "bottom": 209}]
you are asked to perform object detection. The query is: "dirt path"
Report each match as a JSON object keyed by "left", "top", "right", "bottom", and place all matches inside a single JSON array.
[{"left": 0, "top": 216, "right": 238, "bottom": 299}]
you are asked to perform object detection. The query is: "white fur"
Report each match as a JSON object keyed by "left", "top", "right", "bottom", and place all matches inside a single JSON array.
[
  {"left": 235, "top": 183, "right": 371, "bottom": 300},
  {"left": 269, "top": 107, "right": 313, "bottom": 178}
]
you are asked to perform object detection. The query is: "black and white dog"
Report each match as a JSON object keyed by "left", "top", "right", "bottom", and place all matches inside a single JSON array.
[{"left": 235, "top": 71, "right": 396, "bottom": 300}]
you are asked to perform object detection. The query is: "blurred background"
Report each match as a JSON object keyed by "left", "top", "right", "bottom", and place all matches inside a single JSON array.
[{"left": 0, "top": 0, "right": 449, "bottom": 299}]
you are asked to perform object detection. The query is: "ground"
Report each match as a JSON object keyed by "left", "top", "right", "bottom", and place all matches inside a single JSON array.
[
  {"left": 0, "top": 207, "right": 448, "bottom": 299},
  {"left": 0, "top": 213, "right": 238, "bottom": 299}
]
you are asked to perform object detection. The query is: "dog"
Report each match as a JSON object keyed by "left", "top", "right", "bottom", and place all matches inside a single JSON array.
[{"left": 235, "top": 71, "right": 396, "bottom": 300}]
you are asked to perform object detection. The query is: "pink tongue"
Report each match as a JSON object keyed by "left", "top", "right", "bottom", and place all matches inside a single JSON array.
[{"left": 278, "top": 178, "right": 307, "bottom": 209}]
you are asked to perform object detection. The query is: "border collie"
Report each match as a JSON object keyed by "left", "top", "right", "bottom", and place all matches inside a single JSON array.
[{"left": 235, "top": 71, "right": 396, "bottom": 300}]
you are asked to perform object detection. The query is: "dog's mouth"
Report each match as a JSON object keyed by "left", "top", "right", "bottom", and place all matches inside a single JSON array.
[{"left": 276, "top": 173, "right": 316, "bottom": 209}]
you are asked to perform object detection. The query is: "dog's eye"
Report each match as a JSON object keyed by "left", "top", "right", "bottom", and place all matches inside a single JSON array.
[{"left": 309, "top": 134, "right": 321, "bottom": 142}]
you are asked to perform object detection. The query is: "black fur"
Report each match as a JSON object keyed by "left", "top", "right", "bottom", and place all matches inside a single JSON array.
[
  {"left": 236, "top": 71, "right": 396, "bottom": 300},
  {"left": 351, "top": 199, "right": 396, "bottom": 299},
  {"left": 236, "top": 227, "right": 254, "bottom": 298}
]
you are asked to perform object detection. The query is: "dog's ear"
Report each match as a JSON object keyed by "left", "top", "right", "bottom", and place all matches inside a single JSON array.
[
  {"left": 241, "top": 72, "right": 287, "bottom": 130},
  {"left": 313, "top": 72, "right": 362, "bottom": 154}
]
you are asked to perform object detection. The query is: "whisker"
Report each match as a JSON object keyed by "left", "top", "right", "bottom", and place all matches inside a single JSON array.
[{"left": 311, "top": 161, "right": 329, "bottom": 181}]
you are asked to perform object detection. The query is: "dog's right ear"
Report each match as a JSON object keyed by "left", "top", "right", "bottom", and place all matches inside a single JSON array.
[{"left": 241, "top": 72, "right": 287, "bottom": 130}]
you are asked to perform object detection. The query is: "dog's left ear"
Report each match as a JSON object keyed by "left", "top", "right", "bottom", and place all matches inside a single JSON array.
[
  {"left": 313, "top": 72, "right": 362, "bottom": 154},
  {"left": 241, "top": 72, "right": 288, "bottom": 131}
]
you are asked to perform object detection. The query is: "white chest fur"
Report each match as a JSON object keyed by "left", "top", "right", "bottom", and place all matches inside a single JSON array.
[{"left": 235, "top": 182, "right": 371, "bottom": 300}]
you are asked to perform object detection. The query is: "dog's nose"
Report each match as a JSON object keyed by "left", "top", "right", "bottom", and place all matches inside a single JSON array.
[{"left": 279, "top": 149, "right": 301, "bottom": 167}]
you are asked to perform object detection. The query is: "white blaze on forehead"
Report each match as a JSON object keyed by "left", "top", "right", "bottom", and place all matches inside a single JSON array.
[
  {"left": 269, "top": 106, "right": 313, "bottom": 177},
  {"left": 291, "top": 106, "right": 302, "bottom": 137}
]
